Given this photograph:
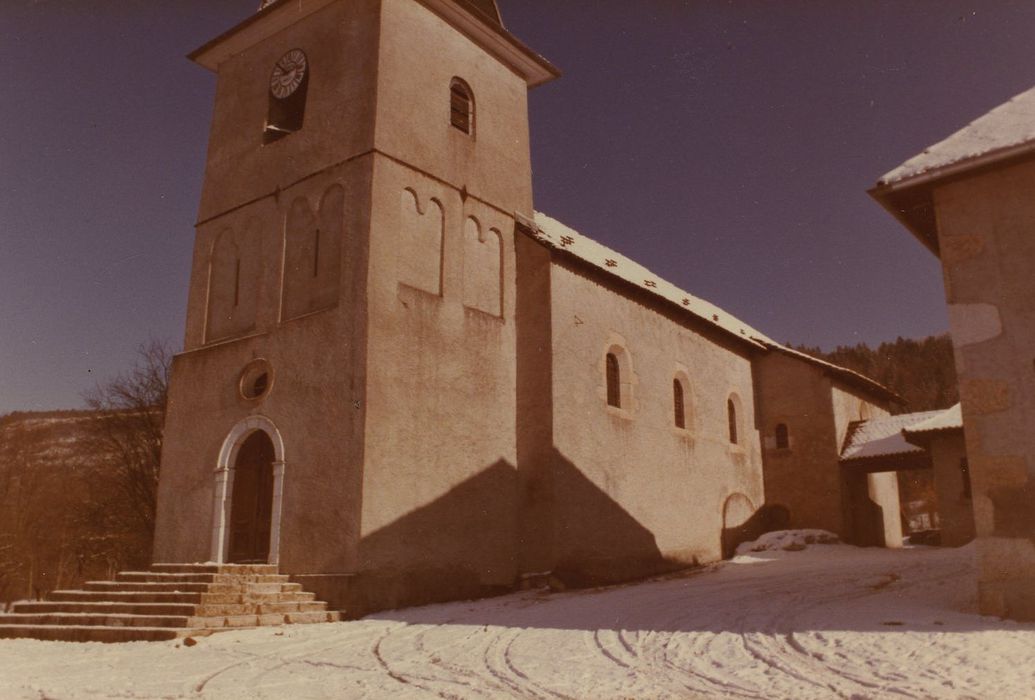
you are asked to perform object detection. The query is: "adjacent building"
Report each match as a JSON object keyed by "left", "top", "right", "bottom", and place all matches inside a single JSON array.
[{"left": 872, "top": 86, "right": 1035, "bottom": 619}]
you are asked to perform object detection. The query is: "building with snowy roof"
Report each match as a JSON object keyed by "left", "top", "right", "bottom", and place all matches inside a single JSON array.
[
  {"left": 900, "top": 404, "right": 973, "bottom": 546},
  {"left": 138, "top": 0, "right": 908, "bottom": 617},
  {"left": 872, "top": 82, "right": 1035, "bottom": 619}
]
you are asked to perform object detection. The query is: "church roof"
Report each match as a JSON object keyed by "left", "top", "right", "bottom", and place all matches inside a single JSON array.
[
  {"left": 840, "top": 410, "right": 943, "bottom": 462},
  {"left": 529, "top": 212, "right": 901, "bottom": 403},
  {"left": 533, "top": 212, "right": 774, "bottom": 348},
  {"left": 877, "top": 85, "right": 1035, "bottom": 187}
]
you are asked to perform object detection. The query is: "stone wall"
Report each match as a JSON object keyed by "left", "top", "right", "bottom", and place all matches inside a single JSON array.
[{"left": 932, "top": 157, "right": 1035, "bottom": 619}]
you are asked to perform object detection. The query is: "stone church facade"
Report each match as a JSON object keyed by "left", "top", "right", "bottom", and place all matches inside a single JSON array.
[{"left": 153, "top": 0, "right": 903, "bottom": 616}]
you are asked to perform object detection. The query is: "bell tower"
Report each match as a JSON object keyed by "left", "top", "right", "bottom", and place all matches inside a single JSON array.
[{"left": 153, "top": 0, "right": 558, "bottom": 613}]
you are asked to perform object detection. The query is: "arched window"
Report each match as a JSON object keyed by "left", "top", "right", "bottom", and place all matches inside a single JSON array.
[
  {"left": 727, "top": 398, "right": 738, "bottom": 444},
  {"left": 207, "top": 227, "right": 258, "bottom": 343},
  {"left": 775, "top": 423, "right": 789, "bottom": 449},
  {"left": 606, "top": 353, "right": 621, "bottom": 408},
  {"left": 450, "top": 78, "right": 474, "bottom": 135},
  {"left": 673, "top": 379, "right": 686, "bottom": 429}
]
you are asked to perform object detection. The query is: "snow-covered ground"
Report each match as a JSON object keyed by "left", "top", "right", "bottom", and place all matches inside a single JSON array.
[{"left": 2, "top": 535, "right": 1034, "bottom": 699}]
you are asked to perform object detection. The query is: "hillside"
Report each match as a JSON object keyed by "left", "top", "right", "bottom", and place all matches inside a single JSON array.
[
  {"left": 794, "top": 334, "right": 958, "bottom": 413},
  {"left": 0, "top": 410, "right": 150, "bottom": 607}
]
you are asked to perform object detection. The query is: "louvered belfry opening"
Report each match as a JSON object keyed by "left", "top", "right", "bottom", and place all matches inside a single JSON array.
[{"left": 450, "top": 78, "right": 474, "bottom": 134}]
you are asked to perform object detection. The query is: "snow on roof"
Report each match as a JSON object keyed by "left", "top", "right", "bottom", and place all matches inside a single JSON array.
[
  {"left": 840, "top": 410, "right": 943, "bottom": 462},
  {"left": 902, "top": 403, "right": 963, "bottom": 437},
  {"left": 762, "top": 344, "right": 901, "bottom": 403},
  {"left": 532, "top": 212, "right": 775, "bottom": 348},
  {"left": 878, "top": 85, "right": 1035, "bottom": 187},
  {"left": 529, "top": 212, "right": 900, "bottom": 402}
]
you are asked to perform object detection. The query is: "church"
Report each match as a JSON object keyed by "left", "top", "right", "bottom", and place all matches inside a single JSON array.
[{"left": 143, "top": 0, "right": 907, "bottom": 617}]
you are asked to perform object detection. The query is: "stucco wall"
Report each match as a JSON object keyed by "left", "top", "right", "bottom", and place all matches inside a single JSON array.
[
  {"left": 755, "top": 353, "right": 896, "bottom": 544},
  {"left": 342, "top": 0, "right": 536, "bottom": 611},
  {"left": 545, "top": 259, "right": 766, "bottom": 574},
  {"left": 375, "top": 0, "right": 533, "bottom": 217},
  {"left": 932, "top": 158, "right": 1035, "bottom": 618},
  {"left": 155, "top": 160, "right": 372, "bottom": 574},
  {"left": 755, "top": 352, "right": 845, "bottom": 535},
  {"left": 867, "top": 471, "right": 903, "bottom": 548},
  {"left": 194, "top": 0, "right": 380, "bottom": 223},
  {"left": 352, "top": 155, "right": 520, "bottom": 611},
  {"left": 830, "top": 384, "right": 890, "bottom": 449},
  {"left": 928, "top": 432, "right": 975, "bottom": 547}
]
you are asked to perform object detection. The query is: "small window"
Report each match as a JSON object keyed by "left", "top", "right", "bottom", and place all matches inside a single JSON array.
[
  {"left": 673, "top": 379, "right": 686, "bottom": 429},
  {"left": 606, "top": 353, "right": 621, "bottom": 408},
  {"left": 960, "top": 458, "right": 972, "bottom": 499},
  {"left": 727, "top": 398, "right": 738, "bottom": 444},
  {"left": 239, "top": 359, "right": 273, "bottom": 401},
  {"left": 775, "top": 423, "right": 789, "bottom": 449},
  {"left": 450, "top": 78, "right": 474, "bottom": 135}
]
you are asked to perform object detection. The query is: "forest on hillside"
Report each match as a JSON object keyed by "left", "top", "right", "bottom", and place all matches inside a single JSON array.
[{"left": 794, "top": 334, "right": 958, "bottom": 414}]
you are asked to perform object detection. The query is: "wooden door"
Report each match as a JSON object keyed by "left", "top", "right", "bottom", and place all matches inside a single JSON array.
[{"left": 228, "top": 431, "right": 275, "bottom": 563}]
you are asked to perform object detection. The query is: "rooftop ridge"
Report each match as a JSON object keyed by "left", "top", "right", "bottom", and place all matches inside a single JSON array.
[{"left": 528, "top": 212, "right": 900, "bottom": 404}]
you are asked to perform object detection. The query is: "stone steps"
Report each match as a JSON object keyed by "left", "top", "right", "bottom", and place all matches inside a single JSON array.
[
  {"left": 13, "top": 601, "right": 198, "bottom": 616},
  {"left": 0, "top": 625, "right": 186, "bottom": 643},
  {"left": 151, "top": 563, "right": 278, "bottom": 575},
  {"left": 1, "top": 613, "right": 193, "bottom": 628},
  {"left": 82, "top": 581, "right": 304, "bottom": 594},
  {"left": 0, "top": 563, "right": 340, "bottom": 643},
  {"left": 13, "top": 599, "right": 329, "bottom": 617},
  {"left": 115, "top": 572, "right": 289, "bottom": 584}
]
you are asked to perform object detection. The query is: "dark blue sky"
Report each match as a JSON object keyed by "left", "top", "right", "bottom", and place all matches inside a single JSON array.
[{"left": 2, "top": 0, "right": 1033, "bottom": 413}]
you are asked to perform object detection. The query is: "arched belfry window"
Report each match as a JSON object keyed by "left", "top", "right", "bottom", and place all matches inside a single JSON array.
[
  {"left": 775, "top": 423, "right": 789, "bottom": 449},
  {"left": 673, "top": 379, "right": 686, "bottom": 429},
  {"left": 264, "top": 49, "right": 309, "bottom": 144},
  {"left": 606, "top": 353, "right": 621, "bottom": 408},
  {"left": 727, "top": 398, "right": 738, "bottom": 444},
  {"left": 450, "top": 78, "right": 474, "bottom": 135}
]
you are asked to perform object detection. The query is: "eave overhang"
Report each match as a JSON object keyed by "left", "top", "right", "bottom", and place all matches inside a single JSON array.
[
  {"left": 189, "top": 0, "right": 560, "bottom": 88},
  {"left": 870, "top": 140, "right": 1035, "bottom": 258},
  {"left": 839, "top": 451, "right": 931, "bottom": 473}
]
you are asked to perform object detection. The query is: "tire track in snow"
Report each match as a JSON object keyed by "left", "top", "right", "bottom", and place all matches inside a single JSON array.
[
  {"left": 758, "top": 558, "right": 963, "bottom": 698},
  {"left": 588, "top": 628, "right": 632, "bottom": 669},
  {"left": 480, "top": 626, "right": 573, "bottom": 699},
  {"left": 411, "top": 621, "right": 510, "bottom": 698},
  {"left": 190, "top": 626, "right": 377, "bottom": 693}
]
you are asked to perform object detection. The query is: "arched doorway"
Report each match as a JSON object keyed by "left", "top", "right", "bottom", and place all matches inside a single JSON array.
[
  {"left": 210, "top": 415, "right": 286, "bottom": 565},
  {"left": 227, "top": 431, "right": 275, "bottom": 563}
]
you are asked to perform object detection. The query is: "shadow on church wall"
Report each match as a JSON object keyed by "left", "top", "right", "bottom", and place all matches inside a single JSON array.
[{"left": 347, "top": 452, "right": 673, "bottom": 616}]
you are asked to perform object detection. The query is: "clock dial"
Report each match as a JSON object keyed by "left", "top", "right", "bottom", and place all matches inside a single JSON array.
[{"left": 270, "top": 49, "right": 308, "bottom": 100}]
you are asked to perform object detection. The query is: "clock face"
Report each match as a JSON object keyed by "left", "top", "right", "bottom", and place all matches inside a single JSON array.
[{"left": 269, "top": 49, "right": 308, "bottom": 100}]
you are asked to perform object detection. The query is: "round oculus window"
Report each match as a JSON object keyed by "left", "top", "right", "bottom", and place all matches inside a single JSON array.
[{"left": 240, "top": 359, "right": 274, "bottom": 401}]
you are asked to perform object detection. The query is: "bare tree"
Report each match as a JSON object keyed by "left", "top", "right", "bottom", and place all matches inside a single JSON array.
[{"left": 82, "top": 339, "right": 172, "bottom": 541}]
